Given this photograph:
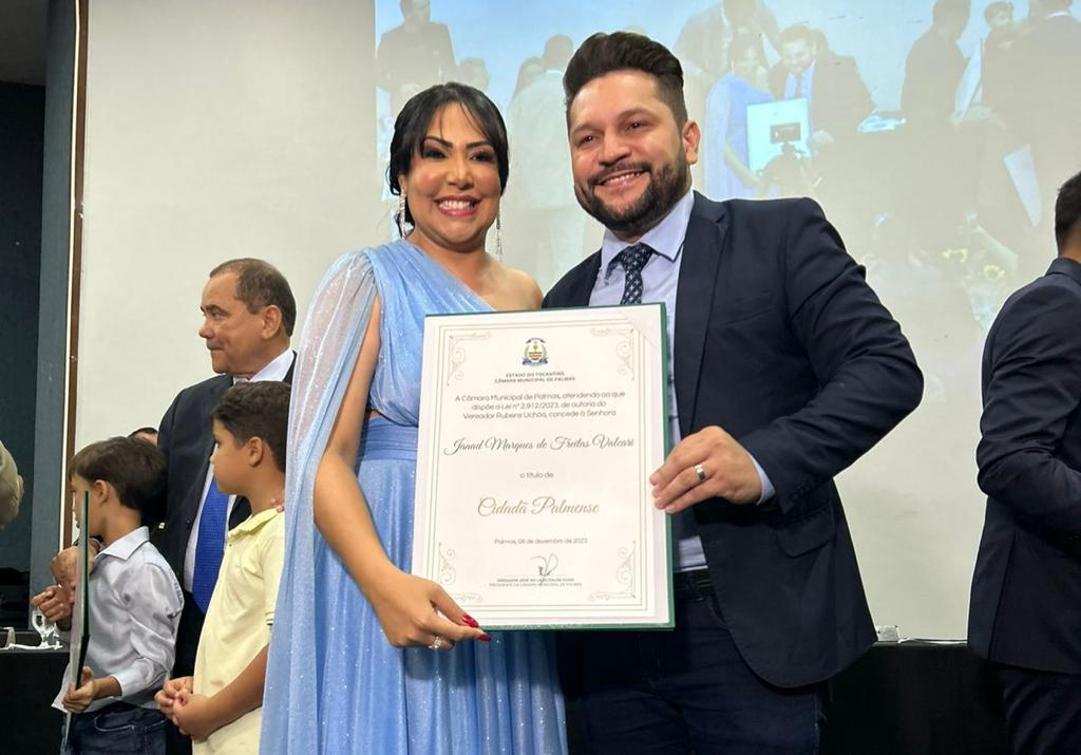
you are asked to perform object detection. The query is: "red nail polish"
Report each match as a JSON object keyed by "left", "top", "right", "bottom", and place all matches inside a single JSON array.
[
  {"left": 479, "top": 633, "right": 492, "bottom": 642},
  {"left": 461, "top": 614, "right": 479, "bottom": 628}
]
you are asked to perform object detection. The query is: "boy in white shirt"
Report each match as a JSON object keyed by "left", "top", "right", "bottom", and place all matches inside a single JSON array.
[{"left": 52, "top": 436, "right": 183, "bottom": 754}]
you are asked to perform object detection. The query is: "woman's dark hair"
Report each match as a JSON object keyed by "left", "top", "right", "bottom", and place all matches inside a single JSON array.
[
  {"left": 562, "top": 32, "right": 688, "bottom": 125},
  {"left": 387, "top": 82, "right": 509, "bottom": 231},
  {"left": 728, "top": 33, "right": 765, "bottom": 73}
]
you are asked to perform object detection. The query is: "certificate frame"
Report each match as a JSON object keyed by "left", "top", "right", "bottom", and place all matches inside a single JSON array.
[
  {"left": 63, "top": 491, "right": 91, "bottom": 748},
  {"left": 412, "top": 304, "right": 673, "bottom": 630}
]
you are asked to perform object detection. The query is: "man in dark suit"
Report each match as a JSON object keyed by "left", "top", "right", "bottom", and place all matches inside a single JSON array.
[
  {"left": 767, "top": 24, "right": 872, "bottom": 155},
  {"left": 376, "top": 0, "right": 456, "bottom": 116},
  {"left": 1011, "top": 0, "right": 1081, "bottom": 257},
  {"left": 899, "top": 0, "right": 974, "bottom": 249},
  {"left": 157, "top": 258, "right": 296, "bottom": 683},
  {"left": 768, "top": 23, "right": 874, "bottom": 245},
  {"left": 968, "top": 169, "right": 1081, "bottom": 754},
  {"left": 547, "top": 32, "right": 922, "bottom": 753}
]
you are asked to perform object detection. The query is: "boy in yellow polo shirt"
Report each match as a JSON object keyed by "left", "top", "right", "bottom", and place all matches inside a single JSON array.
[{"left": 155, "top": 381, "right": 289, "bottom": 753}]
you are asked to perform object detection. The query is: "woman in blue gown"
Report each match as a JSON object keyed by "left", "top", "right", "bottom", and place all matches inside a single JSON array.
[
  {"left": 703, "top": 34, "right": 774, "bottom": 200},
  {"left": 262, "top": 83, "right": 567, "bottom": 754}
]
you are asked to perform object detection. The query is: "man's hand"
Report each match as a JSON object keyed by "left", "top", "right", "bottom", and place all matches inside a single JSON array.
[
  {"left": 171, "top": 692, "right": 219, "bottom": 741},
  {"left": 155, "top": 676, "right": 193, "bottom": 724},
  {"left": 650, "top": 425, "right": 762, "bottom": 513},
  {"left": 31, "top": 584, "right": 72, "bottom": 628},
  {"left": 61, "top": 667, "right": 97, "bottom": 713},
  {"left": 51, "top": 541, "right": 100, "bottom": 593},
  {"left": 51, "top": 547, "right": 79, "bottom": 593}
]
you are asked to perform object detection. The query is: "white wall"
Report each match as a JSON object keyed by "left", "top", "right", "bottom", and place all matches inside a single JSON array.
[{"left": 77, "top": 0, "right": 379, "bottom": 448}]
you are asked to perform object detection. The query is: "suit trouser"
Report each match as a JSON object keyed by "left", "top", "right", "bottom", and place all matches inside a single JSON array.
[
  {"left": 995, "top": 663, "right": 1081, "bottom": 755},
  {"left": 165, "top": 591, "right": 204, "bottom": 755},
  {"left": 574, "top": 569, "right": 825, "bottom": 755}
]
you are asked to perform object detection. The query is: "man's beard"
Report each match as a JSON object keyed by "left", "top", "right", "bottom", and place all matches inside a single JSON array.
[{"left": 576, "top": 156, "right": 690, "bottom": 239}]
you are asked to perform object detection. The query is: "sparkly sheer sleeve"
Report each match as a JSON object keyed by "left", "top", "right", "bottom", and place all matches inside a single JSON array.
[{"left": 262, "top": 250, "right": 377, "bottom": 753}]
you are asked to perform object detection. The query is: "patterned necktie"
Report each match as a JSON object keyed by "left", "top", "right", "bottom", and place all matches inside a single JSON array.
[
  {"left": 191, "top": 477, "right": 229, "bottom": 613},
  {"left": 616, "top": 243, "right": 654, "bottom": 305}
]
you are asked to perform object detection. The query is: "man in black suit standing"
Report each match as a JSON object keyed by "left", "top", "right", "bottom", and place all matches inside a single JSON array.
[
  {"left": 157, "top": 258, "right": 296, "bottom": 682},
  {"left": 545, "top": 32, "right": 922, "bottom": 753},
  {"left": 768, "top": 23, "right": 874, "bottom": 244},
  {"left": 1012, "top": 0, "right": 1081, "bottom": 257},
  {"left": 767, "top": 24, "right": 872, "bottom": 158},
  {"left": 969, "top": 169, "right": 1081, "bottom": 754}
]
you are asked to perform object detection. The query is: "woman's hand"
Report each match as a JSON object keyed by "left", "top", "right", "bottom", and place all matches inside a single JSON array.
[{"left": 366, "top": 567, "right": 489, "bottom": 650}]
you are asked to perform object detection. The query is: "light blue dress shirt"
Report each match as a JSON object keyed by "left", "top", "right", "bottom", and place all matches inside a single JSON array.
[
  {"left": 54, "top": 526, "right": 183, "bottom": 712},
  {"left": 588, "top": 190, "right": 775, "bottom": 571}
]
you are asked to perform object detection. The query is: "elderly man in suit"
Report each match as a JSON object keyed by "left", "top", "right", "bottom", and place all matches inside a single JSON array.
[
  {"left": 969, "top": 169, "right": 1081, "bottom": 754},
  {"left": 156, "top": 258, "right": 296, "bottom": 681},
  {"left": 545, "top": 32, "right": 922, "bottom": 753}
]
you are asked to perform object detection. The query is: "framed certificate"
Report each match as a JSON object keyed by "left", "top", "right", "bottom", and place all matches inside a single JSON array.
[
  {"left": 412, "top": 304, "right": 672, "bottom": 629},
  {"left": 63, "top": 491, "right": 91, "bottom": 748},
  {"left": 747, "top": 97, "right": 811, "bottom": 172}
]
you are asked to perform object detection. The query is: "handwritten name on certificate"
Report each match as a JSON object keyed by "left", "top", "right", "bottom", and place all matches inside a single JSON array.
[{"left": 412, "top": 305, "right": 672, "bottom": 629}]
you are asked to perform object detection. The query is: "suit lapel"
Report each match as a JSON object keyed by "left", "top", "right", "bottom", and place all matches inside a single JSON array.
[
  {"left": 283, "top": 350, "right": 297, "bottom": 384},
  {"left": 565, "top": 255, "right": 603, "bottom": 307},
  {"left": 674, "top": 195, "right": 728, "bottom": 437},
  {"left": 192, "top": 375, "right": 231, "bottom": 508}
]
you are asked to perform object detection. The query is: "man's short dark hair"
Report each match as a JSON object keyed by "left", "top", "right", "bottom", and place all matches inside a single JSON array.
[
  {"left": 778, "top": 24, "right": 817, "bottom": 47},
  {"left": 1055, "top": 170, "right": 1081, "bottom": 252},
  {"left": 933, "top": 0, "right": 971, "bottom": 24},
  {"left": 387, "top": 82, "right": 510, "bottom": 229},
  {"left": 563, "top": 32, "right": 688, "bottom": 125},
  {"left": 212, "top": 382, "right": 291, "bottom": 473},
  {"left": 208, "top": 258, "right": 297, "bottom": 337},
  {"left": 69, "top": 437, "right": 167, "bottom": 525}
]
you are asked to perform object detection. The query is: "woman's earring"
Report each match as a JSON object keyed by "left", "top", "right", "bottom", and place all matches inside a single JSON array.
[
  {"left": 495, "top": 211, "right": 504, "bottom": 263},
  {"left": 396, "top": 194, "right": 407, "bottom": 237}
]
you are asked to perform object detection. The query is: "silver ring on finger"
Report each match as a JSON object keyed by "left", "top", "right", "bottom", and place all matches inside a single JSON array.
[
  {"left": 693, "top": 463, "right": 707, "bottom": 484},
  {"left": 428, "top": 636, "right": 446, "bottom": 651}
]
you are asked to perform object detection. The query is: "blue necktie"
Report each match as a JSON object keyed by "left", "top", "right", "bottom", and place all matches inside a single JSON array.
[
  {"left": 191, "top": 477, "right": 229, "bottom": 613},
  {"left": 615, "top": 243, "right": 654, "bottom": 304}
]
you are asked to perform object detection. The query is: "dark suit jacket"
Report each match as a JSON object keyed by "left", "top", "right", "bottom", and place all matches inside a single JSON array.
[
  {"left": 768, "top": 52, "right": 873, "bottom": 139},
  {"left": 156, "top": 355, "right": 295, "bottom": 579},
  {"left": 969, "top": 258, "right": 1081, "bottom": 674},
  {"left": 156, "top": 354, "right": 295, "bottom": 679},
  {"left": 544, "top": 194, "right": 922, "bottom": 688}
]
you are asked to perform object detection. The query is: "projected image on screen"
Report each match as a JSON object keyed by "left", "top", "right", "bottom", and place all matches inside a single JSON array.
[
  {"left": 375, "top": 0, "right": 1077, "bottom": 290},
  {"left": 372, "top": 0, "right": 1080, "bottom": 429}
]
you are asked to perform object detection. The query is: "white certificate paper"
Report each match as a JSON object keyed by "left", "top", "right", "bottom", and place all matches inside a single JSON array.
[{"left": 412, "top": 305, "right": 672, "bottom": 629}]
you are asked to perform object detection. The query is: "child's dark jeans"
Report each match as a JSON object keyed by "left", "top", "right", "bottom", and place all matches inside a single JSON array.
[{"left": 61, "top": 701, "right": 167, "bottom": 754}]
